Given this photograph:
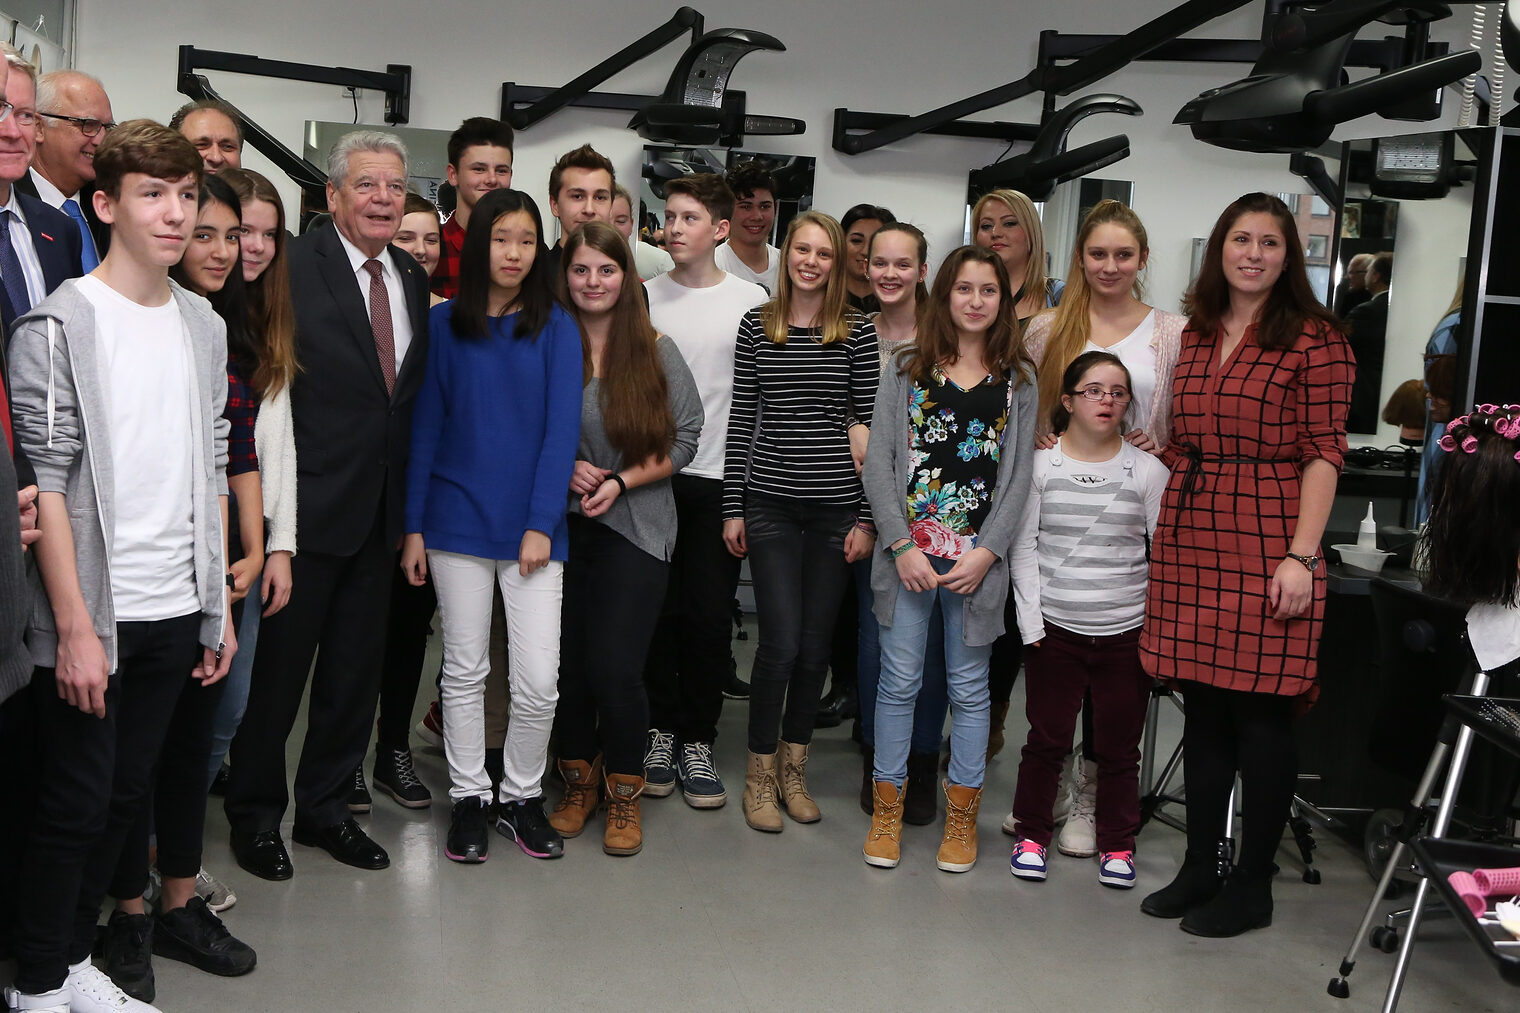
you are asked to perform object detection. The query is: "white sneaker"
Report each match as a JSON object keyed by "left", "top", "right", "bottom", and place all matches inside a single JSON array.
[
  {"left": 1056, "top": 758, "right": 1098, "bottom": 857},
  {"left": 2, "top": 985, "right": 70, "bottom": 1012},
  {"left": 1002, "top": 749, "right": 1084, "bottom": 837},
  {"left": 65, "top": 959, "right": 162, "bottom": 1012},
  {"left": 195, "top": 865, "right": 237, "bottom": 912}
]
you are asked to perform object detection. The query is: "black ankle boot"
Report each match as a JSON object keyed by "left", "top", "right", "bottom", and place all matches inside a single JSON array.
[
  {"left": 859, "top": 746, "right": 875, "bottom": 815},
  {"left": 1140, "top": 854, "right": 1223, "bottom": 918},
  {"left": 1179, "top": 873, "right": 1273, "bottom": 937},
  {"left": 903, "top": 751, "right": 938, "bottom": 826},
  {"left": 815, "top": 682, "right": 857, "bottom": 729}
]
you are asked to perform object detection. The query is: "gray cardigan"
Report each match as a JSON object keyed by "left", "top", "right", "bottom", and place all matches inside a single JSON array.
[
  {"left": 569, "top": 335, "right": 704, "bottom": 561},
  {"left": 8, "top": 278, "right": 231, "bottom": 671},
  {"left": 862, "top": 358, "right": 1037, "bottom": 647},
  {"left": 0, "top": 426, "right": 29, "bottom": 704}
]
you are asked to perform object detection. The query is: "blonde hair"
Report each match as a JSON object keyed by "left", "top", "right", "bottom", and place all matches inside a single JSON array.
[
  {"left": 761, "top": 211, "right": 855, "bottom": 345},
  {"left": 972, "top": 189, "right": 1049, "bottom": 306},
  {"left": 1035, "top": 199, "right": 1149, "bottom": 426}
]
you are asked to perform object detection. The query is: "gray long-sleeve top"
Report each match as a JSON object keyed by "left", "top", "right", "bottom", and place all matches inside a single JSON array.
[
  {"left": 569, "top": 335, "right": 704, "bottom": 561},
  {"left": 862, "top": 357, "right": 1037, "bottom": 647}
]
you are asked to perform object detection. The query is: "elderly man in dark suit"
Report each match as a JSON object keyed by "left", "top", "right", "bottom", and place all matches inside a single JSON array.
[
  {"left": 13, "top": 69, "right": 111, "bottom": 270},
  {"left": 225, "top": 130, "right": 431, "bottom": 879}
]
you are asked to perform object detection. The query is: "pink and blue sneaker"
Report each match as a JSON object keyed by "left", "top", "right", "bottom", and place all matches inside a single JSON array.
[
  {"left": 1099, "top": 850, "right": 1137, "bottom": 889},
  {"left": 1010, "top": 838, "right": 1048, "bottom": 881}
]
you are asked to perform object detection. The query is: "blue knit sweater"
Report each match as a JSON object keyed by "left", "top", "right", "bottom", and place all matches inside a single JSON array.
[{"left": 405, "top": 302, "right": 583, "bottom": 561}]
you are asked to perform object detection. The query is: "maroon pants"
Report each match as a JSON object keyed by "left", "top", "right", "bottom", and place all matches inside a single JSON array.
[{"left": 1011, "top": 623, "right": 1151, "bottom": 853}]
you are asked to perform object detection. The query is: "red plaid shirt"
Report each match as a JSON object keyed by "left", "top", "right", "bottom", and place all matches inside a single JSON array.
[
  {"left": 431, "top": 214, "right": 465, "bottom": 300},
  {"left": 225, "top": 364, "right": 259, "bottom": 477}
]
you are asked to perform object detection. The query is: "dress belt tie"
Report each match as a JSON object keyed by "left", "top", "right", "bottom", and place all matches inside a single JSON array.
[{"left": 1177, "top": 442, "right": 1285, "bottom": 506}]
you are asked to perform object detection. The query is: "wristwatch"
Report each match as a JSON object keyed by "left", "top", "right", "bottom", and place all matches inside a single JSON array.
[{"left": 1285, "top": 551, "right": 1320, "bottom": 572}]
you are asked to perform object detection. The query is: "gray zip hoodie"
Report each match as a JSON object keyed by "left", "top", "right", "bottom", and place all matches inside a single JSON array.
[{"left": 7, "top": 277, "right": 230, "bottom": 671}]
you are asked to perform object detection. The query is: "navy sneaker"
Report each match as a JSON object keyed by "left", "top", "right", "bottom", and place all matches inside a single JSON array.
[
  {"left": 495, "top": 797, "right": 564, "bottom": 858},
  {"left": 1099, "top": 850, "right": 1137, "bottom": 889},
  {"left": 1010, "top": 838, "right": 1049, "bottom": 881},
  {"left": 676, "top": 740, "right": 727, "bottom": 809},
  {"left": 643, "top": 728, "right": 677, "bottom": 798}
]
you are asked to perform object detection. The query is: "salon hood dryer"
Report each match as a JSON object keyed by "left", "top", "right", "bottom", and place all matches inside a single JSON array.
[
  {"left": 1175, "top": 0, "right": 1481, "bottom": 153},
  {"left": 969, "top": 93, "right": 1142, "bottom": 201}
]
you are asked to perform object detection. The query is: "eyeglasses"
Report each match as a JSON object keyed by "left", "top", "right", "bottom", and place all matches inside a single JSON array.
[
  {"left": 0, "top": 101, "right": 10, "bottom": 124},
  {"left": 1069, "top": 386, "right": 1132, "bottom": 404},
  {"left": 40, "top": 112, "right": 116, "bottom": 138}
]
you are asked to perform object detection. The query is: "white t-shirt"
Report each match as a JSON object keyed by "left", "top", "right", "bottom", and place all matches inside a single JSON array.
[
  {"left": 1090, "top": 308, "right": 1158, "bottom": 437},
  {"left": 715, "top": 242, "right": 780, "bottom": 294},
  {"left": 634, "top": 241, "right": 674, "bottom": 281},
  {"left": 78, "top": 275, "right": 200, "bottom": 621},
  {"left": 645, "top": 271, "right": 768, "bottom": 480},
  {"left": 1010, "top": 439, "right": 1168, "bottom": 642}
]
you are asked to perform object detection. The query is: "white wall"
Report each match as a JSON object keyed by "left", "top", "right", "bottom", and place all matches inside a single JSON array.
[{"left": 76, "top": 0, "right": 1495, "bottom": 390}]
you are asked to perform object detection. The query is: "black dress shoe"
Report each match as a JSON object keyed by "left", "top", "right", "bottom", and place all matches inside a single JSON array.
[
  {"left": 814, "top": 682, "right": 857, "bottom": 729},
  {"left": 230, "top": 830, "right": 293, "bottom": 882},
  {"left": 292, "top": 817, "right": 390, "bottom": 870}
]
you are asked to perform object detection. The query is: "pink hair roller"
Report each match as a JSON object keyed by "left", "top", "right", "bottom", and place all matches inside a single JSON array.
[
  {"left": 1472, "top": 867, "right": 1520, "bottom": 894},
  {"left": 1447, "top": 871, "right": 1487, "bottom": 916}
]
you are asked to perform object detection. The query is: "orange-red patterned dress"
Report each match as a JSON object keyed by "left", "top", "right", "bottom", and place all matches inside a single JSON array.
[{"left": 1140, "top": 321, "right": 1354, "bottom": 697}]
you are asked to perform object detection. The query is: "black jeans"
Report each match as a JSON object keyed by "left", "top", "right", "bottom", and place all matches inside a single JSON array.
[
  {"left": 1180, "top": 681, "right": 1298, "bottom": 879},
  {"left": 744, "top": 493, "right": 854, "bottom": 754},
  {"left": 13, "top": 613, "right": 201, "bottom": 994},
  {"left": 376, "top": 558, "right": 437, "bottom": 752},
  {"left": 225, "top": 505, "right": 393, "bottom": 833},
  {"left": 643, "top": 475, "right": 741, "bottom": 745},
  {"left": 557, "top": 516, "right": 668, "bottom": 775},
  {"left": 111, "top": 641, "right": 227, "bottom": 898}
]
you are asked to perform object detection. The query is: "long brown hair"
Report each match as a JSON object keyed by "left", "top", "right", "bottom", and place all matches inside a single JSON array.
[
  {"left": 218, "top": 167, "right": 298, "bottom": 395},
  {"left": 1036, "top": 199, "right": 1149, "bottom": 426},
  {"left": 972, "top": 189, "right": 1049, "bottom": 305},
  {"left": 900, "top": 245, "right": 1031, "bottom": 386},
  {"left": 561, "top": 221, "right": 674, "bottom": 464},
  {"left": 1184, "top": 192, "right": 1339, "bottom": 350},
  {"left": 761, "top": 211, "right": 855, "bottom": 345}
]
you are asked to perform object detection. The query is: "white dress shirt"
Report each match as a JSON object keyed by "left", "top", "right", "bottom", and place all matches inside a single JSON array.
[{"left": 334, "top": 227, "right": 415, "bottom": 373}]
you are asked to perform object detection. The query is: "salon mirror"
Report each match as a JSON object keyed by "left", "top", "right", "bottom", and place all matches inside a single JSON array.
[
  {"left": 640, "top": 145, "right": 815, "bottom": 253},
  {"left": 304, "top": 121, "right": 453, "bottom": 206}
]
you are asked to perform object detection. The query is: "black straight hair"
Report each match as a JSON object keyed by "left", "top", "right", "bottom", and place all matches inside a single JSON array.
[
  {"left": 170, "top": 174, "right": 255, "bottom": 369},
  {"left": 451, "top": 188, "right": 555, "bottom": 341},
  {"left": 841, "top": 203, "right": 896, "bottom": 234}
]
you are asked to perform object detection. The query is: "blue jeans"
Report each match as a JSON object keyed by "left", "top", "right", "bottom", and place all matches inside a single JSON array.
[
  {"left": 205, "top": 590, "right": 261, "bottom": 791},
  {"left": 874, "top": 555, "right": 992, "bottom": 788},
  {"left": 854, "top": 556, "right": 947, "bottom": 753}
]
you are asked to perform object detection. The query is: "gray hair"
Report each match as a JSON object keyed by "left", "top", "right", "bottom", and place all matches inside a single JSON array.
[
  {"left": 327, "top": 130, "right": 408, "bottom": 188},
  {"left": 0, "top": 44, "right": 35, "bottom": 86},
  {"left": 36, "top": 70, "right": 106, "bottom": 114}
]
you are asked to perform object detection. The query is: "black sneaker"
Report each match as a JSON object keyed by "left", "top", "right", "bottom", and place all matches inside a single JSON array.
[
  {"left": 445, "top": 797, "right": 491, "bottom": 864},
  {"left": 97, "top": 908, "right": 155, "bottom": 1002},
  {"left": 373, "top": 747, "right": 432, "bottom": 809},
  {"left": 495, "top": 796, "right": 564, "bottom": 858},
  {"left": 347, "top": 765, "right": 372, "bottom": 813},
  {"left": 152, "top": 895, "right": 257, "bottom": 976}
]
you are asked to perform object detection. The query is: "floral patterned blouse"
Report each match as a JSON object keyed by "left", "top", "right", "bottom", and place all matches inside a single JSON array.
[{"left": 906, "top": 366, "right": 1010, "bottom": 559}]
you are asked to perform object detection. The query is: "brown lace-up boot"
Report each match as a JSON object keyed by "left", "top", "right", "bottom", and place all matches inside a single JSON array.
[
  {"left": 548, "top": 755, "right": 602, "bottom": 838},
  {"left": 602, "top": 772, "right": 645, "bottom": 856}
]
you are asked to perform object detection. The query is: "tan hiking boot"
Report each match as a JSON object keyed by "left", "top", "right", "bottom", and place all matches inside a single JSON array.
[
  {"left": 602, "top": 772, "right": 645, "bottom": 856},
  {"left": 742, "top": 751, "right": 783, "bottom": 832},
  {"left": 777, "top": 740, "right": 821, "bottom": 823},
  {"left": 937, "top": 782, "right": 983, "bottom": 873},
  {"left": 863, "top": 781, "right": 905, "bottom": 868},
  {"left": 549, "top": 755, "right": 603, "bottom": 838}
]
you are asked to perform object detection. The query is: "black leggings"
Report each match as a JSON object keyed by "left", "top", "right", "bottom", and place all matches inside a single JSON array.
[{"left": 1181, "top": 682, "right": 1297, "bottom": 878}]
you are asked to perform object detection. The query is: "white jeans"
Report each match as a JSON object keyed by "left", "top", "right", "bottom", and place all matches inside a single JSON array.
[{"left": 428, "top": 549, "right": 563, "bottom": 803}]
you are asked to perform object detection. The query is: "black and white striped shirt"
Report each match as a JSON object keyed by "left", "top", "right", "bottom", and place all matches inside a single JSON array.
[{"left": 723, "top": 312, "right": 879, "bottom": 519}]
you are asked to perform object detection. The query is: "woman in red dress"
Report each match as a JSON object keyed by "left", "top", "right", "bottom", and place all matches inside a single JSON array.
[{"left": 1138, "top": 193, "right": 1353, "bottom": 937}]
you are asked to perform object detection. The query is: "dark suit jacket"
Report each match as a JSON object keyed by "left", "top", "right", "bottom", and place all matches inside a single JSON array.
[
  {"left": 287, "top": 224, "right": 430, "bottom": 557},
  {"left": 2, "top": 190, "right": 83, "bottom": 487},
  {"left": 1344, "top": 290, "right": 1388, "bottom": 433},
  {"left": 13, "top": 172, "right": 108, "bottom": 269}
]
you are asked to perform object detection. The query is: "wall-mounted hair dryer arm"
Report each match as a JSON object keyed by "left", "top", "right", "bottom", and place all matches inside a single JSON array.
[
  {"left": 1027, "top": 93, "right": 1142, "bottom": 160},
  {"left": 1304, "top": 48, "right": 1480, "bottom": 123},
  {"left": 1268, "top": 0, "right": 1452, "bottom": 54},
  {"left": 970, "top": 134, "right": 1131, "bottom": 200}
]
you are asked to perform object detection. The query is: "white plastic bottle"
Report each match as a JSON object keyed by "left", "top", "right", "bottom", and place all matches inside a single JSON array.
[{"left": 1357, "top": 502, "right": 1378, "bottom": 549}]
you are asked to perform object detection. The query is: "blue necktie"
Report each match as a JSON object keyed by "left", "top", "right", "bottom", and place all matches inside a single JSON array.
[
  {"left": 62, "top": 198, "right": 99, "bottom": 272},
  {"left": 0, "top": 210, "right": 32, "bottom": 322}
]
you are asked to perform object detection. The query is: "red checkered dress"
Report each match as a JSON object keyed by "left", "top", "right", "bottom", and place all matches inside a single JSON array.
[{"left": 1140, "top": 321, "right": 1354, "bottom": 698}]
